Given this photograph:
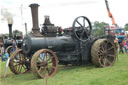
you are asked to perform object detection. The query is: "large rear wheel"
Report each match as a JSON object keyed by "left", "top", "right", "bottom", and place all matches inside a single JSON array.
[{"left": 91, "top": 39, "right": 116, "bottom": 67}]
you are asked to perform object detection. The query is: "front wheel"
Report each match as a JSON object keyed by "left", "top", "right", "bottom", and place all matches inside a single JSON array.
[{"left": 31, "top": 49, "right": 58, "bottom": 78}]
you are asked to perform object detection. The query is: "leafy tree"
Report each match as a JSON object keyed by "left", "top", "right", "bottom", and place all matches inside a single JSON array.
[
  {"left": 12, "top": 30, "right": 23, "bottom": 39},
  {"left": 2, "top": 34, "right": 9, "bottom": 39},
  {"left": 0, "top": 30, "right": 23, "bottom": 40},
  {"left": 91, "top": 21, "right": 109, "bottom": 36},
  {"left": 124, "top": 23, "right": 128, "bottom": 31},
  {"left": 27, "top": 31, "right": 33, "bottom": 36}
]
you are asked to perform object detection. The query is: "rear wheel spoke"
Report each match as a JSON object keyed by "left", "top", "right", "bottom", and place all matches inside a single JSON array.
[
  {"left": 107, "top": 46, "right": 114, "bottom": 51},
  {"left": 103, "top": 58, "right": 107, "bottom": 66},
  {"left": 106, "top": 59, "right": 112, "bottom": 65},
  {"left": 108, "top": 54, "right": 115, "bottom": 57}
]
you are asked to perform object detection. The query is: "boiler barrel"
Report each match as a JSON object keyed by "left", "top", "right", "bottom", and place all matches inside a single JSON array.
[
  {"left": 3, "top": 39, "right": 12, "bottom": 48},
  {"left": 22, "top": 36, "right": 76, "bottom": 55}
]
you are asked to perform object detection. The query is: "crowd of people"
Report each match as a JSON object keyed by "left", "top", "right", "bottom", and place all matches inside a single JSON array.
[
  {"left": 115, "top": 35, "right": 128, "bottom": 54},
  {"left": 0, "top": 39, "right": 17, "bottom": 62}
]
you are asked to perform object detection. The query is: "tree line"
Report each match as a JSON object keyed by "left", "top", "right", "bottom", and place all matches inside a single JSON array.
[
  {"left": 91, "top": 21, "right": 128, "bottom": 37},
  {"left": 0, "top": 22, "right": 128, "bottom": 38}
]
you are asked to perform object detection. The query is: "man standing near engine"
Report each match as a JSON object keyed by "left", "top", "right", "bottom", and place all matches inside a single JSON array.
[
  {"left": 1, "top": 45, "right": 5, "bottom": 61},
  {"left": 11, "top": 39, "right": 18, "bottom": 60},
  {"left": 114, "top": 36, "right": 118, "bottom": 49},
  {"left": 12, "top": 39, "right": 17, "bottom": 52},
  {"left": 114, "top": 36, "right": 118, "bottom": 60}
]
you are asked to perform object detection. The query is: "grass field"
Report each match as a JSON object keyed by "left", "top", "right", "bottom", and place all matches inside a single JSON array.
[{"left": 0, "top": 53, "right": 128, "bottom": 85}]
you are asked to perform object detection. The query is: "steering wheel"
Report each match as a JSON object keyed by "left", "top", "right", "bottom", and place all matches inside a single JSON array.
[{"left": 72, "top": 16, "right": 92, "bottom": 42}]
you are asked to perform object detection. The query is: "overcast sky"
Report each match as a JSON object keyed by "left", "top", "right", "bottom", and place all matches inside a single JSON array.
[{"left": 0, "top": 0, "right": 128, "bottom": 35}]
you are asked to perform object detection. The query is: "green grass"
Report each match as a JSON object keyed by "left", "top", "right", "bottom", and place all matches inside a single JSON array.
[{"left": 0, "top": 53, "right": 128, "bottom": 85}]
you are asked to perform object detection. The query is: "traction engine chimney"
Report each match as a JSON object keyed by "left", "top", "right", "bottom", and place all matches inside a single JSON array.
[{"left": 29, "top": 4, "right": 42, "bottom": 37}]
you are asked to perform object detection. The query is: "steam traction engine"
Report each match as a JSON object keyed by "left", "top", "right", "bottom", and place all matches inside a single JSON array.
[
  {"left": 9, "top": 4, "right": 116, "bottom": 78},
  {"left": 3, "top": 23, "right": 23, "bottom": 56}
]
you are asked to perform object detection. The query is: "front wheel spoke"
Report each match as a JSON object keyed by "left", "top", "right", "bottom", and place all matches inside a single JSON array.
[
  {"left": 47, "top": 59, "right": 51, "bottom": 63},
  {"left": 37, "top": 62, "right": 46, "bottom": 66},
  {"left": 15, "top": 63, "right": 20, "bottom": 70},
  {"left": 47, "top": 60, "right": 52, "bottom": 63},
  {"left": 18, "top": 54, "right": 21, "bottom": 61},
  {"left": 46, "top": 67, "right": 50, "bottom": 73},
  {"left": 14, "top": 63, "right": 20, "bottom": 67},
  {"left": 46, "top": 57, "right": 52, "bottom": 62},
  {"left": 14, "top": 64, "right": 20, "bottom": 71},
  {"left": 47, "top": 56, "right": 54, "bottom": 62},
  {"left": 18, "top": 65, "right": 23, "bottom": 73},
  {"left": 39, "top": 67, "right": 45, "bottom": 73},
  {"left": 17, "top": 65, "right": 21, "bottom": 73},
  {"left": 19, "top": 65, "right": 23, "bottom": 72},
  {"left": 22, "top": 65, "right": 27, "bottom": 70}
]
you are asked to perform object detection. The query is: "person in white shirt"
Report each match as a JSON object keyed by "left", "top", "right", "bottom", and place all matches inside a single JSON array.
[{"left": 1, "top": 45, "right": 5, "bottom": 61}]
